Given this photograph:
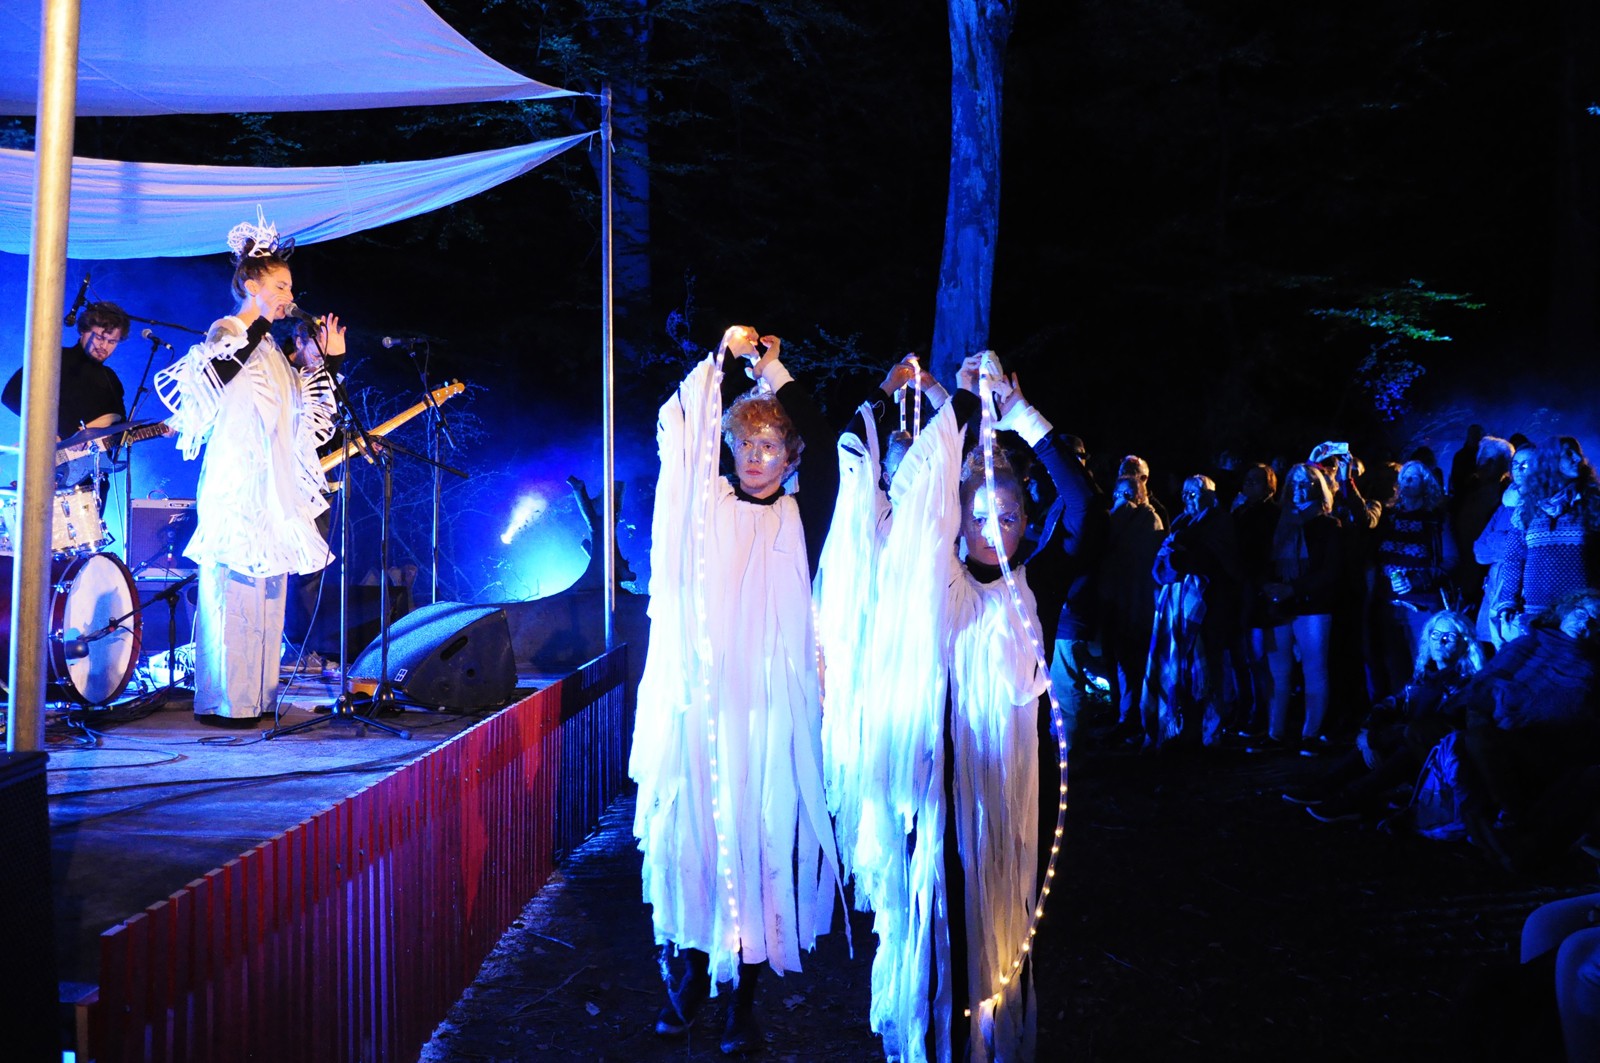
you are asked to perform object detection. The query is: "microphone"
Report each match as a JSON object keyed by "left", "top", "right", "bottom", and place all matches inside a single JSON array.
[
  {"left": 381, "top": 336, "right": 427, "bottom": 349},
  {"left": 64, "top": 271, "right": 90, "bottom": 326},
  {"left": 286, "top": 304, "right": 324, "bottom": 328},
  {"left": 140, "top": 328, "right": 173, "bottom": 351},
  {"left": 55, "top": 636, "right": 91, "bottom": 660}
]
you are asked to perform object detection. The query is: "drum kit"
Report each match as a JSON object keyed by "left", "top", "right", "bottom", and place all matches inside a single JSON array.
[{"left": 0, "top": 420, "right": 174, "bottom": 706}]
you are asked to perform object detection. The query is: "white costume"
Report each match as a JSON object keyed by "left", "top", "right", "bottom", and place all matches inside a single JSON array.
[
  {"left": 629, "top": 352, "right": 840, "bottom": 987},
  {"left": 851, "top": 400, "right": 1048, "bottom": 1063},
  {"left": 155, "top": 316, "right": 336, "bottom": 718},
  {"left": 814, "top": 406, "right": 893, "bottom": 898}
]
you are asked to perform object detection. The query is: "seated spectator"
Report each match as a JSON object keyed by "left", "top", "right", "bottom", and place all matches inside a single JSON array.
[
  {"left": 1456, "top": 588, "right": 1600, "bottom": 870},
  {"left": 1286, "top": 610, "right": 1482, "bottom": 823}
]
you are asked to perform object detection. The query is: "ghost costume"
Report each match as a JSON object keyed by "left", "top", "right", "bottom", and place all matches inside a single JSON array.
[
  {"left": 629, "top": 351, "right": 841, "bottom": 988},
  {"left": 155, "top": 316, "right": 336, "bottom": 718},
  {"left": 853, "top": 397, "right": 1050, "bottom": 1063}
]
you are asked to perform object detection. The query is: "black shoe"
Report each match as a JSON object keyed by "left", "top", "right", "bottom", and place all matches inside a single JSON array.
[
  {"left": 720, "top": 1004, "right": 763, "bottom": 1055},
  {"left": 1307, "top": 801, "right": 1360, "bottom": 824},
  {"left": 1245, "top": 736, "right": 1290, "bottom": 754},
  {"left": 1282, "top": 788, "right": 1326, "bottom": 806},
  {"left": 194, "top": 712, "right": 260, "bottom": 729},
  {"left": 653, "top": 967, "right": 710, "bottom": 1037},
  {"left": 1298, "top": 734, "right": 1335, "bottom": 757}
]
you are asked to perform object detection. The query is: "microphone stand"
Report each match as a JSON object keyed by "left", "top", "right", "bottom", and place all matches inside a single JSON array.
[
  {"left": 362, "top": 432, "right": 466, "bottom": 715},
  {"left": 268, "top": 366, "right": 411, "bottom": 740},
  {"left": 401, "top": 340, "right": 456, "bottom": 605},
  {"left": 119, "top": 329, "right": 168, "bottom": 551}
]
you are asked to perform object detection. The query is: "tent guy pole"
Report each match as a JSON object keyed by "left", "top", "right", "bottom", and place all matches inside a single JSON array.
[
  {"left": 600, "top": 84, "right": 616, "bottom": 651},
  {"left": 9, "top": 0, "right": 80, "bottom": 752}
]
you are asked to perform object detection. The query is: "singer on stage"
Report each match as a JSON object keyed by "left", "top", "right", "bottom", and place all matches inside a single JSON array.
[
  {"left": 1, "top": 299, "right": 129, "bottom": 446},
  {"left": 154, "top": 213, "right": 340, "bottom": 726}
]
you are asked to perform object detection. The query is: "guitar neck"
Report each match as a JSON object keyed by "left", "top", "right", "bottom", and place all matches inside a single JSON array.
[{"left": 320, "top": 381, "right": 464, "bottom": 473}]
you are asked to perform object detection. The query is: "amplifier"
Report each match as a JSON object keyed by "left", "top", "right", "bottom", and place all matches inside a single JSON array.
[{"left": 127, "top": 497, "right": 197, "bottom": 577}]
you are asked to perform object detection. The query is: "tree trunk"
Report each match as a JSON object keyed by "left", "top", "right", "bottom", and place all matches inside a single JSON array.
[{"left": 930, "top": 0, "right": 1016, "bottom": 384}]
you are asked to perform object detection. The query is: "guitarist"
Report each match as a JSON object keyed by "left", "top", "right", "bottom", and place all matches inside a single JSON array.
[{"left": 2, "top": 300, "right": 130, "bottom": 478}]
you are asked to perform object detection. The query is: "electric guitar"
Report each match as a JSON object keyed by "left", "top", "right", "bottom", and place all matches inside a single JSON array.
[
  {"left": 321, "top": 380, "right": 466, "bottom": 474},
  {"left": 55, "top": 418, "right": 172, "bottom": 484}
]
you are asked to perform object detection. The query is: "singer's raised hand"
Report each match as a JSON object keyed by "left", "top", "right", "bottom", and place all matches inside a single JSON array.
[{"left": 317, "top": 314, "right": 346, "bottom": 358}]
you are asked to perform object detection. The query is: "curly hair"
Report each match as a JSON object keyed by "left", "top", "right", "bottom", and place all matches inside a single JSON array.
[
  {"left": 722, "top": 392, "right": 801, "bottom": 460},
  {"left": 1516, "top": 436, "right": 1600, "bottom": 531},
  {"left": 1533, "top": 587, "right": 1600, "bottom": 632},
  {"left": 1391, "top": 460, "right": 1446, "bottom": 514},
  {"left": 1412, "top": 610, "right": 1484, "bottom": 681}
]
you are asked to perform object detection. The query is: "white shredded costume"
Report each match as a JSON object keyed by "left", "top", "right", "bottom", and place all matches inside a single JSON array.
[
  {"left": 814, "top": 406, "right": 893, "bottom": 899},
  {"left": 629, "top": 352, "right": 841, "bottom": 987},
  {"left": 852, "top": 400, "right": 1048, "bottom": 1063},
  {"left": 155, "top": 316, "right": 337, "bottom": 718}
]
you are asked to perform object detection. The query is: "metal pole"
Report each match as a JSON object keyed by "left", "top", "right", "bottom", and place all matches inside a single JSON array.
[
  {"left": 599, "top": 85, "right": 617, "bottom": 651},
  {"left": 8, "top": 0, "right": 81, "bottom": 753}
]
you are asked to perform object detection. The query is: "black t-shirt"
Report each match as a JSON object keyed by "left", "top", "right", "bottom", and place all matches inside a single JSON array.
[{"left": 1, "top": 344, "right": 126, "bottom": 438}]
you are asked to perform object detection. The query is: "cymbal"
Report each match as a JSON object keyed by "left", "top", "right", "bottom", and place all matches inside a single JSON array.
[{"left": 57, "top": 420, "right": 151, "bottom": 448}]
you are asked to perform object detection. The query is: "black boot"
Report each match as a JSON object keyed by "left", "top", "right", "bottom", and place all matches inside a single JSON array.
[
  {"left": 720, "top": 962, "right": 763, "bottom": 1054},
  {"left": 654, "top": 947, "right": 710, "bottom": 1037}
]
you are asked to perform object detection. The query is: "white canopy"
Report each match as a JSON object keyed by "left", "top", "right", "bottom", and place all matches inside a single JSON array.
[
  {"left": 0, "top": 0, "right": 576, "bottom": 115},
  {"left": 0, "top": 134, "right": 594, "bottom": 258}
]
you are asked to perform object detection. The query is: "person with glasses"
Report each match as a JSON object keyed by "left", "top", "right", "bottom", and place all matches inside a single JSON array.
[
  {"left": 1492, "top": 437, "right": 1600, "bottom": 640},
  {"left": 1284, "top": 609, "right": 1483, "bottom": 822},
  {"left": 2, "top": 300, "right": 131, "bottom": 451}
]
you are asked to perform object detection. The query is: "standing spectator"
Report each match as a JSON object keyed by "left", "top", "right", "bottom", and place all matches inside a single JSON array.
[
  {"left": 1493, "top": 436, "right": 1600, "bottom": 636},
  {"left": 1474, "top": 441, "right": 1533, "bottom": 648},
  {"left": 1098, "top": 474, "right": 1164, "bottom": 743},
  {"left": 1453, "top": 435, "right": 1513, "bottom": 621},
  {"left": 1254, "top": 463, "right": 1344, "bottom": 753},
  {"left": 1142, "top": 474, "right": 1242, "bottom": 747},
  {"left": 1369, "top": 461, "right": 1456, "bottom": 701},
  {"left": 1232, "top": 463, "right": 1282, "bottom": 737}
]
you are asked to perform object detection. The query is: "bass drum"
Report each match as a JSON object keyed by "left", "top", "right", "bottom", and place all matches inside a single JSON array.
[{"left": 0, "top": 552, "right": 142, "bottom": 705}]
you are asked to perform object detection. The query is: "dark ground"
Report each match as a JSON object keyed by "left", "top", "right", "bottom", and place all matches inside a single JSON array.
[{"left": 420, "top": 734, "right": 1598, "bottom": 1062}]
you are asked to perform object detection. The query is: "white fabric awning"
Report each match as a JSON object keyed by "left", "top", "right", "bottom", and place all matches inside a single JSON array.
[
  {"left": 0, "top": 0, "right": 577, "bottom": 115},
  {"left": 0, "top": 134, "right": 594, "bottom": 258}
]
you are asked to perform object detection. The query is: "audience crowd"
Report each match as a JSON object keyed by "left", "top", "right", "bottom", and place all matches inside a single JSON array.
[{"left": 1023, "top": 421, "right": 1600, "bottom": 1059}]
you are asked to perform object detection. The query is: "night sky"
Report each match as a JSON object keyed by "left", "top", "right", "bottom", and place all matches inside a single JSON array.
[{"left": 1, "top": 0, "right": 1595, "bottom": 598}]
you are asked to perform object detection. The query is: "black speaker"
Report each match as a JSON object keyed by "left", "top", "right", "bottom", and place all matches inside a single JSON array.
[
  {"left": 348, "top": 601, "right": 516, "bottom": 709},
  {"left": 0, "top": 752, "right": 60, "bottom": 1062}
]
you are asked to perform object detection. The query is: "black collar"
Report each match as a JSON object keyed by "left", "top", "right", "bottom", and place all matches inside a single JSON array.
[{"left": 729, "top": 476, "right": 786, "bottom": 506}]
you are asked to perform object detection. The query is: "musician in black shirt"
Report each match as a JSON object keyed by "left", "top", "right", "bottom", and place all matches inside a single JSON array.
[{"left": 1, "top": 301, "right": 129, "bottom": 439}]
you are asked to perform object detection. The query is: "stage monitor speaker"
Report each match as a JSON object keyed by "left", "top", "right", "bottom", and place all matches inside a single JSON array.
[
  {"left": 127, "top": 498, "right": 197, "bottom": 578},
  {"left": 349, "top": 601, "right": 516, "bottom": 709},
  {"left": 0, "top": 752, "right": 60, "bottom": 1062}
]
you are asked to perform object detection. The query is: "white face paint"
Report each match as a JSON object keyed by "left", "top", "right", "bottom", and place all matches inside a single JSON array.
[
  {"left": 963, "top": 482, "right": 1026, "bottom": 566},
  {"left": 732, "top": 424, "right": 791, "bottom": 499}
]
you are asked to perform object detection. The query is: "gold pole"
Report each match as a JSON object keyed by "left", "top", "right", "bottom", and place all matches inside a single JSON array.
[{"left": 9, "top": 0, "right": 81, "bottom": 752}]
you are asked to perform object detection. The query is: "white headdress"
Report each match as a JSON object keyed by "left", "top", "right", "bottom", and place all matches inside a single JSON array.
[{"left": 226, "top": 205, "right": 293, "bottom": 260}]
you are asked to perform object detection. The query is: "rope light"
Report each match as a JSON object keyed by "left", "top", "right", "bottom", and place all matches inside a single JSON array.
[
  {"left": 692, "top": 355, "right": 741, "bottom": 956},
  {"left": 961, "top": 352, "right": 1069, "bottom": 1019}
]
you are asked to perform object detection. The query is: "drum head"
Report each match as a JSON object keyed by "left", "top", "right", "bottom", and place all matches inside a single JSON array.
[{"left": 54, "top": 553, "right": 140, "bottom": 705}]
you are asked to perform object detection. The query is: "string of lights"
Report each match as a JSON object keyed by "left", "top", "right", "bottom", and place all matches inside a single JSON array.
[{"left": 965, "top": 353, "right": 1069, "bottom": 1019}]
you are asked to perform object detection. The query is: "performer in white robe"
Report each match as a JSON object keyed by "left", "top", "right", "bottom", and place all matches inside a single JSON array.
[
  {"left": 630, "top": 327, "right": 842, "bottom": 1054},
  {"left": 154, "top": 214, "right": 338, "bottom": 724},
  {"left": 816, "top": 356, "right": 947, "bottom": 903},
  {"left": 854, "top": 355, "right": 1058, "bottom": 1063}
]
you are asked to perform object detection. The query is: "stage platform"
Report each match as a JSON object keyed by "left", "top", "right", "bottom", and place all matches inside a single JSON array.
[{"left": 24, "top": 647, "right": 632, "bottom": 1062}]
